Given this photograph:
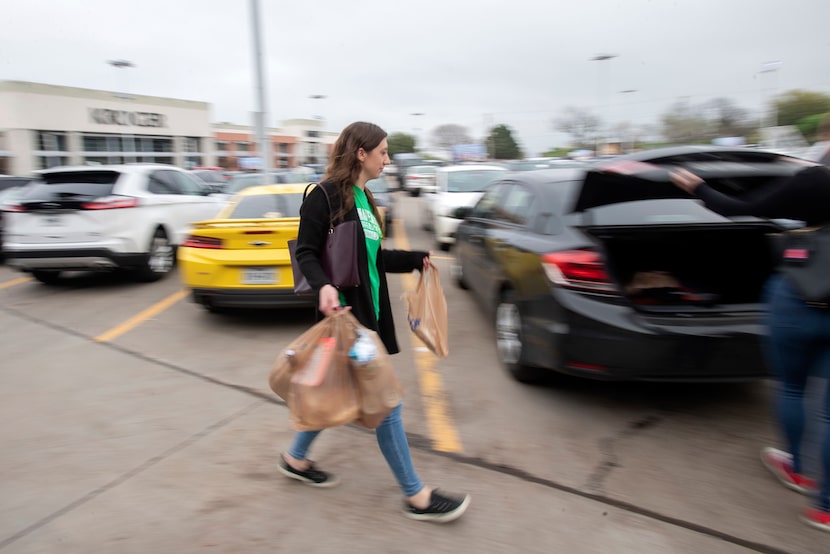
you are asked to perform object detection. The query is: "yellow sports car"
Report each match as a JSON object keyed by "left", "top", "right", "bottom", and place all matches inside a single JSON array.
[{"left": 178, "top": 183, "right": 316, "bottom": 312}]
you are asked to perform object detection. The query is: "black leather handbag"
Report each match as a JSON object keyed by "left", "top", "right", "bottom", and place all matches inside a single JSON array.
[
  {"left": 778, "top": 225, "right": 830, "bottom": 307},
  {"left": 289, "top": 184, "right": 360, "bottom": 295}
]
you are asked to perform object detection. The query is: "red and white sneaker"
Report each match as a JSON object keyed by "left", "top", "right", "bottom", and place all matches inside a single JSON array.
[
  {"left": 801, "top": 507, "right": 830, "bottom": 533},
  {"left": 760, "top": 447, "right": 817, "bottom": 494}
]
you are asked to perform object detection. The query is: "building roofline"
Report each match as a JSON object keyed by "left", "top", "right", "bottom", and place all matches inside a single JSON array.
[{"left": 0, "top": 80, "right": 209, "bottom": 110}]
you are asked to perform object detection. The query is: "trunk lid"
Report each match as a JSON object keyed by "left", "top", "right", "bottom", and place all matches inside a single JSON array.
[
  {"left": 566, "top": 147, "right": 812, "bottom": 312},
  {"left": 185, "top": 218, "right": 299, "bottom": 264},
  {"left": 9, "top": 170, "right": 133, "bottom": 244},
  {"left": 572, "top": 146, "right": 814, "bottom": 213}
]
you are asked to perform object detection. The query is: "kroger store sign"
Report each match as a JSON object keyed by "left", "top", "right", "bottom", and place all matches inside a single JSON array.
[{"left": 89, "top": 108, "right": 167, "bottom": 128}]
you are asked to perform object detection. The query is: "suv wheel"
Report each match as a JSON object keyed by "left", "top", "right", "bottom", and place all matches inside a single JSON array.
[
  {"left": 31, "top": 270, "right": 62, "bottom": 285},
  {"left": 135, "top": 229, "right": 174, "bottom": 282},
  {"left": 496, "top": 290, "right": 540, "bottom": 383}
]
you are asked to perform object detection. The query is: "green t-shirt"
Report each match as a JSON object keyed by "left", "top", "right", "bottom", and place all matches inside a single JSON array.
[{"left": 341, "top": 185, "right": 382, "bottom": 319}]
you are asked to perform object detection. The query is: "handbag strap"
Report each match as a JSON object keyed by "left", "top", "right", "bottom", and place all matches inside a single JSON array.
[{"left": 302, "top": 182, "right": 336, "bottom": 232}]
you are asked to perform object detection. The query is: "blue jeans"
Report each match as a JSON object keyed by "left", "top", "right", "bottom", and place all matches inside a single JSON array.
[
  {"left": 287, "top": 403, "right": 424, "bottom": 497},
  {"left": 763, "top": 274, "right": 830, "bottom": 510}
]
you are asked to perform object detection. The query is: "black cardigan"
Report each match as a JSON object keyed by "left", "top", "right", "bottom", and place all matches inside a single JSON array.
[{"left": 294, "top": 181, "right": 427, "bottom": 355}]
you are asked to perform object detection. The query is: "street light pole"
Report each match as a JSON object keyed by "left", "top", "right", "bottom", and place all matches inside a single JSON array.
[
  {"left": 618, "top": 89, "right": 637, "bottom": 152},
  {"left": 758, "top": 60, "right": 783, "bottom": 129},
  {"left": 309, "top": 94, "right": 327, "bottom": 165},
  {"left": 410, "top": 112, "right": 425, "bottom": 153},
  {"left": 250, "top": 0, "right": 270, "bottom": 176},
  {"left": 590, "top": 54, "right": 617, "bottom": 156},
  {"left": 107, "top": 59, "right": 135, "bottom": 163}
]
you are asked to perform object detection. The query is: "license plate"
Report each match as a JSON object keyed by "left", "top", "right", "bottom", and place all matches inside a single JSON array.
[{"left": 242, "top": 267, "right": 277, "bottom": 285}]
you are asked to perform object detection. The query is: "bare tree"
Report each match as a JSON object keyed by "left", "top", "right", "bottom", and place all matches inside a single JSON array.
[
  {"left": 704, "top": 97, "right": 753, "bottom": 137},
  {"left": 660, "top": 99, "right": 711, "bottom": 143},
  {"left": 431, "top": 124, "right": 473, "bottom": 149},
  {"left": 553, "top": 107, "right": 600, "bottom": 149}
]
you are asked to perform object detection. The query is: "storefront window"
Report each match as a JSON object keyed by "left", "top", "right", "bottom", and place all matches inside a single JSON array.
[
  {"left": 152, "top": 138, "right": 172, "bottom": 152},
  {"left": 35, "top": 131, "right": 68, "bottom": 152},
  {"left": 37, "top": 156, "right": 69, "bottom": 169},
  {"left": 184, "top": 137, "right": 200, "bottom": 152},
  {"left": 185, "top": 155, "right": 203, "bottom": 168}
]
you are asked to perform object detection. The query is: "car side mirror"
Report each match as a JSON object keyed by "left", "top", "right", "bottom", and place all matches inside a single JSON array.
[{"left": 452, "top": 206, "right": 473, "bottom": 219}]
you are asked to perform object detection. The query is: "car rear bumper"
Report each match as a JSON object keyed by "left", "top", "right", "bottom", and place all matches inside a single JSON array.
[
  {"left": 190, "top": 288, "right": 316, "bottom": 309},
  {"left": 434, "top": 216, "right": 462, "bottom": 245},
  {"left": 4, "top": 249, "right": 148, "bottom": 271},
  {"left": 523, "top": 292, "right": 770, "bottom": 382}
]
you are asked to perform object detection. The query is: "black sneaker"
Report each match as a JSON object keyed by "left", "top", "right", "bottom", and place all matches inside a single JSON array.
[
  {"left": 404, "top": 489, "right": 471, "bottom": 523},
  {"left": 278, "top": 454, "right": 340, "bottom": 488}
]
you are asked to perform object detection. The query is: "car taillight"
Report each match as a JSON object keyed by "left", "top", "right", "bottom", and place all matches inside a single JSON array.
[
  {"left": 183, "top": 235, "right": 224, "bottom": 249},
  {"left": 407, "top": 175, "right": 420, "bottom": 180},
  {"left": 541, "top": 250, "right": 618, "bottom": 293},
  {"left": 81, "top": 197, "right": 140, "bottom": 210},
  {"left": 1, "top": 204, "right": 26, "bottom": 213}
]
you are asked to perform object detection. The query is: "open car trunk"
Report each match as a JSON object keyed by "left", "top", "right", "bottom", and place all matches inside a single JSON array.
[
  {"left": 570, "top": 147, "right": 813, "bottom": 313},
  {"left": 577, "top": 199, "right": 782, "bottom": 313}
]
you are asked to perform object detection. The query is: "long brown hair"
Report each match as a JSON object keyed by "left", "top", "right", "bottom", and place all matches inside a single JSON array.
[{"left": 323, "top": 121, "right": 386, "bottom": 232}]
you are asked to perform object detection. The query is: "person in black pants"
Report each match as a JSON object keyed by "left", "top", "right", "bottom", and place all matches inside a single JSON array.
[{"left": 671, "top": 164, "right": 830, "bottom": 532}]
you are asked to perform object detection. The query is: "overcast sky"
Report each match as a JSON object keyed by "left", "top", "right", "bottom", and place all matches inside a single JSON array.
[{"left": 2, "top": 0, "right": 829, "bottom": 155}]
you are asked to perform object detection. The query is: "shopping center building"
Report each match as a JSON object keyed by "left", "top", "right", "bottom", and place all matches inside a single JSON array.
[{"left": 0, "top": 80, "right": 335, "bottom": 176}]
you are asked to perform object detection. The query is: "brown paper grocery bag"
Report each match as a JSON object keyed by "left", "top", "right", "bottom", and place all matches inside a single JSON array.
[{"left": 404, "top": 266, "right": 449, "bottom": 358}]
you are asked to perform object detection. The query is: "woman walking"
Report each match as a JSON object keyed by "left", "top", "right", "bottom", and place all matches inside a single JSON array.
[
  {"left": 280, "top": 121, "right": 470, "bottom": 523},
  {"left": 671, "top": 164, "right": 830, "bottom": 532}
]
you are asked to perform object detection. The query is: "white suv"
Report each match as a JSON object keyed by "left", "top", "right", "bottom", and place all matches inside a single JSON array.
[
  {"left": 423, "top": 165, "right": 507, "bottom": 250},
  {"left": 2, "top": 164, "right": 222, "bottom": 283}
]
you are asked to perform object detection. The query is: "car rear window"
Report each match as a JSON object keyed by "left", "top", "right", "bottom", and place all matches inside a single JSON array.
[
  {"left": 21, "top": 171, "right": 119, "bottom": 201},
  {"left": 229, "top": 193, "right": 304, "bottom": 219},
  {"left": 447, "top": 169, "right": 507, "bottom": 192}
]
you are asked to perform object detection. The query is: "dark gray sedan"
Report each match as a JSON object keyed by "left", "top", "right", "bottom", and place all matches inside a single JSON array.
[{"left": 452, "top": 146, "right": 813, "bottom": 383}]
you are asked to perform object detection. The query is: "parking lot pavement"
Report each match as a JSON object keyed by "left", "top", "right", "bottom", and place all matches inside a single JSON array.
[{"left": 1, "top": 305, "right": 808, "bottom": 553}]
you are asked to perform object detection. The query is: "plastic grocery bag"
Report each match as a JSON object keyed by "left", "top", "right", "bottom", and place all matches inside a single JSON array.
[
  {"left": 343, "top": 316, "right": 403, "bottom": 429},
  {"left": 404, "top": 266, "right": 449, "bottom": 358},
  {"left": 268, "top": 312, "right": 361, "bottom": 431}
]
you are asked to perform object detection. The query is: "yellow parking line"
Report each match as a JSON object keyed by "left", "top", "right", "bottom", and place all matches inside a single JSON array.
[
  {"left": 94, "top": 289, "right": 189, "bottom": 343},
  {"left": 393, "top": 218, "right": 463, "bottom": 453},
  {"left": 0, "top": 276, "right": 32, "bottom": 289}
]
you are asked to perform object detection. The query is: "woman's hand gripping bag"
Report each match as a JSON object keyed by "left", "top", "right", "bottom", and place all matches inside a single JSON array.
[{"left": 404, "top": 266, "right": 449, "bottom": 358}]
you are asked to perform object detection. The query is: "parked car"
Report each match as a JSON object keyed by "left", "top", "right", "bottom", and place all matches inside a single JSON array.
[
  {"left": 190, "top": 169, "right": 228, "bottom": 194},
  {"left": 383, "top": 164, "right": 399, "bottom": 189},
  {"left": 452, "top": 146, "right": 815, "bottom": 383},
  {"left": 505, "top": 158, "right": 556, "bottom": 171},
  {"left": 215, "top": 169, "right": 315, "bottom": 202},
  {"left": 178, "top": 183, "right": 316, "bottom": 312},
  {"left": 365, "top": 176, "right": 395, "bottom": 238},
  {"left": 0, "top": 176, "right": 35, "bottom": 261},
  {"left": 404, "top": 165, "right": 439, "bottom": 197},
  {"left": 422, "top": 164, "right": 507, "bottom": 250},
  {"left": 2, "top": 164, "right": 222, "bottom": 283},
  {"left": 392, "top": 153, "right": 424, "bottom": 190}
]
